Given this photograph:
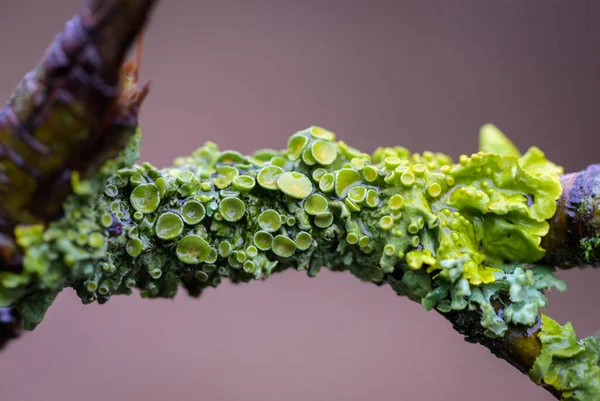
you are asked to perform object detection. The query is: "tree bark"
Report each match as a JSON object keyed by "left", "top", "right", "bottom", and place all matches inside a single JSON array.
[
  {"left": 543, "top": 164, "right": 600, "bottom": 268},
  {"left": 0, "top": 0, "right": 157, "bottom": 350}
]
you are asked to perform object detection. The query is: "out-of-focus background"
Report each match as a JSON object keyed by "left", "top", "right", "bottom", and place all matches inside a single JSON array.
[{"left": 1, "top": 1, "right": 599, "bottom": 400}]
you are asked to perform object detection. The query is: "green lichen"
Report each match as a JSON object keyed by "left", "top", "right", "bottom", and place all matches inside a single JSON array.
[
  {"left": 418, "top": 264, "right": 566, "bottom": 337},
  {"left": 581, "top": 236, "right": 600, "bottom": 264},
  {"left": 479, "top": 123, "right": 522, "bottom": 157},
  {"left": 530, "top": 315, "right": 600, "bottom": 400},
  {"left": 5, "top": 123, "right": 593, "bottom": 398},
  {"left": 0, "top": 125, "right": 566, "bottom": 332}
]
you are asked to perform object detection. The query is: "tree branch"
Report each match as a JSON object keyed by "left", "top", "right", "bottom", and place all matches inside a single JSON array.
[
  {"left": 543, "top": 164, "right": 600, "bottom": 268},
  {"left": 0, "top": 0, "right": 157, "bottom": 349},
  {"left": 0, "top": 0, "right": 156, "bottom": 256},
  {"left": 0, "top": 1, "right": 599, "bottom": 400},
  {"left": 440, "top": 310, "right": 561, "bottom": 399}
]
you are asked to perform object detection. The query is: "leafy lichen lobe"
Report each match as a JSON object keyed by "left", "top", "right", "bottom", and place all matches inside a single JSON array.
[{"left": 530, "top": 315, "right": 600, "bottom": 400}]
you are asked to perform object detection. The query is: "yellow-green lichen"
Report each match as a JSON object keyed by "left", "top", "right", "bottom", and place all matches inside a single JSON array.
[
  {"left": 530, "top": 315, "right": 600, "bottom": 400},
  {"left": 0, "top": 125, "right": 564, "bottom": 343}
]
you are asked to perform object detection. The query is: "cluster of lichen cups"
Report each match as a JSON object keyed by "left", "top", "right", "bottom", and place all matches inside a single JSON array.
[
  {"left": 114, "top": 125, "right": 393, "bottom": 288},
  {"left": 114, "top": 125, "right": 452, "bottom": 290},
  {"left": 4, "top": 125, "right": 599, "bottom": 399},
  {"left": 5, "top": 125, "right": 564, "bottom": 338}
]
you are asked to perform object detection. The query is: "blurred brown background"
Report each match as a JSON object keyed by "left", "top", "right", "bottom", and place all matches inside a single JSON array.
[{"left": 1, "top": 1, "right": 600, "bottom": 400}]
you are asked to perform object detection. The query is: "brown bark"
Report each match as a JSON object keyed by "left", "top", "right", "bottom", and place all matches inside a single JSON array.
[
  {"left": 0, "top": 0, "right": 157, "bottom": 271},
  {"left": 543, "top": 164, "right": 600, "bottom": 268},
  {"left": 0, "top": 0, "right": 157, "bottom": 351},
  {"left": 440, "top": 307, "right": 561, "bottom": 399}
]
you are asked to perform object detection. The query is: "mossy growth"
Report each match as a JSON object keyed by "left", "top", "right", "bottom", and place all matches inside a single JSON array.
[{"left": 581, "top": 236, "right": 600, "bottom": 264}]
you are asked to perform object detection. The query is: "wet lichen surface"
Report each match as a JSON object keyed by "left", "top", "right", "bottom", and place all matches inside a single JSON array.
[{"left": 1, "top": 124, "right": 599, "bottom": 399}]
